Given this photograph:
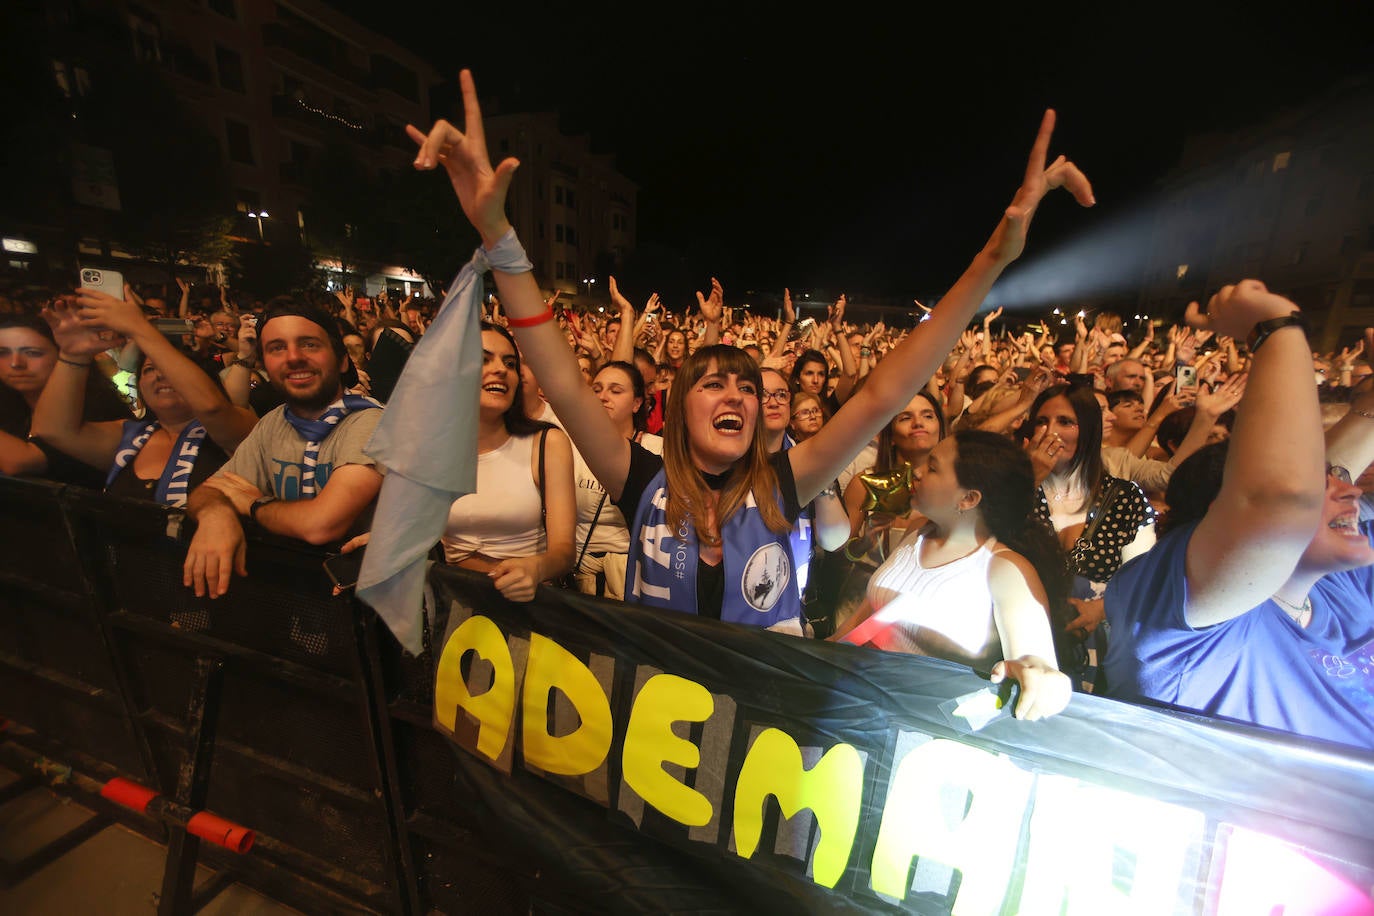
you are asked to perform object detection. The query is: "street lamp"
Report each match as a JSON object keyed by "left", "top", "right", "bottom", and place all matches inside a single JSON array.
[
  {"left": 582, "top": 277, "right": 596, "bottom": 300},
  {"left": 248, "top": 210, "right": 270, "bottom": 241}
]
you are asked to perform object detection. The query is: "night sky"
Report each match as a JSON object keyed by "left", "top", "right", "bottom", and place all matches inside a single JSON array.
[{"left": 339, "top": 1, "right": 1373, "bottom": 302}]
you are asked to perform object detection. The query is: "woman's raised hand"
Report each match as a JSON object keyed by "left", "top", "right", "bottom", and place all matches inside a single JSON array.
[
  {"left": 984, "top": 110, "right": 1095, "bottom": 266},
  {"left": 42, "top": 298, "right": 109, "bottom": 357},
  {"left": 408, "top": 70, "right": 516, "bottom": 246},
  {"left": 1184, "top": 280, "right": 1300, "bottom": 342}
]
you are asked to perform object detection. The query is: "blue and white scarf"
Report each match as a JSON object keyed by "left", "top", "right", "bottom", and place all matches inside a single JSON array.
[
  {"left": 282, "top": 395, "right": 381, "bottom": 498},
  {"left": 625, "top": 467, "right": 802, "bottom": 629},
  {"left": 105, "top": 419, "right": 208, "bottom": 507}
]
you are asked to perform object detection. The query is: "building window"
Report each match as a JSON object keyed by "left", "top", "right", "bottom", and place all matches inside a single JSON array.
[
  {"left": 555, "top": 186, "right": 564, "bottom": 205},
  {"left": 215, "top": 45, "right": 245, "bottom": 93},
  {"left": 234, "top": 189, "right": 261, "bottom": 213},
  {"left": 566, "top": 189, "right": 577, "bottom": 211},
  {"left": 555, "top": 262, "right": 564, "bottom": 280},
  {"left": 129, "top": 13, "right": 161, "bottom": 62},
  {"left": 566, "top": 227, "right": 577, "bottom": 246},
  {"left": 537, "top": 221, "right": 545, "bottom": 240},
  {"left": 1272, "top": 151, "right": 1291, "bottom": 172},
  {"left": 226, "top": 119, "right": 254, "bottom": 164},
  {"left": 208, "top": 0, "right": 237, "bottom": 19},
  {"left": 555, "top": 224, "right": 564, "bottom": 243}
]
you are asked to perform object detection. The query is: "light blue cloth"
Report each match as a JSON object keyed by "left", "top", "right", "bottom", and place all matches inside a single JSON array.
[{"left": 357, "top": 229, "right": 533, "bottom": 653}]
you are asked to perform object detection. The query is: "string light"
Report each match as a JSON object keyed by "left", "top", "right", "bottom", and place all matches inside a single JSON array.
[{"left": 290, "top": 96, "right": 365, "bottom": 131}]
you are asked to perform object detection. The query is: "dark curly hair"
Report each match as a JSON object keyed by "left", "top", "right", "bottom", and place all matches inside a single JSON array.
[{"left": 952, "top": 429, "right": 1075, "bottom": 669}]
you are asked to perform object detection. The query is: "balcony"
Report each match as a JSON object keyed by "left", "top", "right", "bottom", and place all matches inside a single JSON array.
[{"left": 261, "top": 22, "right": 369, "bottom": 88}]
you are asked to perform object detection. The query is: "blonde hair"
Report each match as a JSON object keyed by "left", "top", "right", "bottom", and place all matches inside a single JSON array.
[{"left": 660, "top": 345, "right": 790, "bottom": 546}]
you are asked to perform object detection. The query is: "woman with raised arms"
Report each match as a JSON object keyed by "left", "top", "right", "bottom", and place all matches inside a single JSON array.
[{"left": 407, "top": 71, "right": 1092, "bottom": 674}]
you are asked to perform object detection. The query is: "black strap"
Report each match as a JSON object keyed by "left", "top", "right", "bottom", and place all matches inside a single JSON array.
[
  {"left": 574, "top": 491, "right": 607, "bottom": 576},
  {"left": 537, "top": 426, "right": 549, "bottom": 524}
]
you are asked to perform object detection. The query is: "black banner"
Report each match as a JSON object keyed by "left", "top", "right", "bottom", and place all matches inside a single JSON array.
[{"left": 430, "top": 565, "right": 1374, "bottom": 914}]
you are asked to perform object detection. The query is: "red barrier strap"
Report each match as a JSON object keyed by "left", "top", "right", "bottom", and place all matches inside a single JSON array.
[
  {"left": 187, "top": 811, "right": 255, "bottom": 853},
  {"left": 100, "top": 777, "right": 159, "bottom": 813}
]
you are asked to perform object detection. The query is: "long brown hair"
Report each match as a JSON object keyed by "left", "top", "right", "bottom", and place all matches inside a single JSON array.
[{"left": 661, "top": 345, "right": 790, "bottom": 546}]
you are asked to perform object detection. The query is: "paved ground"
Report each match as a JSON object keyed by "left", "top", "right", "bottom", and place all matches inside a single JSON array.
[{"left": 0, "top": 765, "right": 300, "bottom": 915}]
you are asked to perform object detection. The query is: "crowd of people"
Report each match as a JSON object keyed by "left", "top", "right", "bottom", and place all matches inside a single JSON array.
[{"left": 2, "top": 71, "right": 1371, "bottom": 752}]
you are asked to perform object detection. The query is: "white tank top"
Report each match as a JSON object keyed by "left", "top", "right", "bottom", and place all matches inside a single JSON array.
[
  {"left": 443, "top": 433, "right": 545, "bottom": 564},
  {"left": 862, "top": 532, "right": 1002, "bottom": 670}
]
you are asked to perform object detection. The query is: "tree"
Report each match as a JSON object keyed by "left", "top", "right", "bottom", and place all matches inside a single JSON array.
[
  {"left": 227, "top": 239, "right": 317, "bottom": 299},
  {"left": 300, "top": 147, "right": 385, "bottom": 289},
  {"left": 92, "top": 67, "right": 236, "bottom": 281},
  {"left": 379, "top": 167, "right": 480, "bottom": 298}
]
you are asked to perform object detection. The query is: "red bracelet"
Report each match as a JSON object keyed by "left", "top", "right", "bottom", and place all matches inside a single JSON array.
[{"left": 507, "top": 308, "right": 555, "bottom": 329}]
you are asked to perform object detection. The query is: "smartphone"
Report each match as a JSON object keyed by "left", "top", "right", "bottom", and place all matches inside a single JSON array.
[
  {"left": 242, "top": 314, "right": 257, "bottom": 329},
  {"left": 152, "top": 318, "right": 194, "bottom": 337},
  {"left": 79, "top": 267, "right": 124, "bottom": 298},
  {"left": 323, "top": 548, "right": 365, "bottom": 591},
  {"left": 1175, "top": 365, "right": 1198, "bottom": 390}
]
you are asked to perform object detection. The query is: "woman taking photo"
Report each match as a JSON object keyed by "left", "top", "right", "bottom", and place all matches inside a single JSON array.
[
  {"left": 441, "top": 322, "right": 575, "bottom": 602},
  {"left": 570, "top": 360, "right": 662, "bottom": 599},
  {"left": 410, "top": 71, "right": 1093, "bottom": 643},
  {"left": 831, "top": 431, "right": 1073, "bottom": 720},
  {"left": 29, "top": 292, "right": 255, "bottom": 503}
]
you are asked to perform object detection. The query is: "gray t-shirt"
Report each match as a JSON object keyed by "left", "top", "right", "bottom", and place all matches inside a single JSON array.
[{"left": 217, "top": 405, "right": 383, "bottom": 501}]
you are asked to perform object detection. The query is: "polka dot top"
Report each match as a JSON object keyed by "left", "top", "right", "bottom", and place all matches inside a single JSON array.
[{"left": 1033, "top": 475, "right": 1155, "bottom": 583}]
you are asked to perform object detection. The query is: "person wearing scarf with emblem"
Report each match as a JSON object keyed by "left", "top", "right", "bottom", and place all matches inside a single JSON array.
[
  {"left": 407, "top": 70, "right": 1095, "bottom": 633},
  {"left": 31, "top": 291, "right": 258, "bottom": 506},
  {"left": 182, "top": 301, "right": 385, "bottom": 598}
]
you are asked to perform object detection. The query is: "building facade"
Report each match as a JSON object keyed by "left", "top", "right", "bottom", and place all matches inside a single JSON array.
[
  {"left": 480, "top": 111, "right": 638, "bottom": 304},
  {"left": 9, "top": 0, "right": 444, "bottom": 295},
  {"left": 1138, "top": 78, "right": 1374, "bottom": 349}
]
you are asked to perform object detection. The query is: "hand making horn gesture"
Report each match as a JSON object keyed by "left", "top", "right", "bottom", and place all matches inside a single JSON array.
[{"left": 407, "top": 69, "right": 517, "bottom": 247}]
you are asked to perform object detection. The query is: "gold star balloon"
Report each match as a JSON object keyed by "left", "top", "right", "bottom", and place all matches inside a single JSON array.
[{"left": 859, "top": 464, "right": 913, "bottom": 515}]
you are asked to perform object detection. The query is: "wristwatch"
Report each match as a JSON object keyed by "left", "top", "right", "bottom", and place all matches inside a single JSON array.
[
  {"left": 1247, "top": 312, "right": 1307, "bottom": 353},
  {"left": 249, "top": 495, "right": 277, "bottom": 522}
]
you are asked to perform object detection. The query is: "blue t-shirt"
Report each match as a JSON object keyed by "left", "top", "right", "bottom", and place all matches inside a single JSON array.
[{"left": 1104, "top": 520, "right": 1374, "bottom": 750}]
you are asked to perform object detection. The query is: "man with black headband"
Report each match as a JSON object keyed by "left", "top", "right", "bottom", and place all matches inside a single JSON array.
[{"left": 183, "top": 300, "right": 383, "bottom": 598}]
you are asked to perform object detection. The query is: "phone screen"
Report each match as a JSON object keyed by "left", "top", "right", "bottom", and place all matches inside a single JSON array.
[
  {"left": 1175, "top": 365, "right": 1198, "bottom": 389},
  {"left": 323, "top": 549, "right": 365, "bottom": 591}
]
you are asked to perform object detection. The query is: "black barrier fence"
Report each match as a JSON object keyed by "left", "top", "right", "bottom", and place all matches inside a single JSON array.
[{"left": 3, "top": 475, "right": 1374, "bottom": 914}]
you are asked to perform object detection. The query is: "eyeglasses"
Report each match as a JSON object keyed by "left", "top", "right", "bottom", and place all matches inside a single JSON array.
[
  {"left": 791, "top": 408, "right": 823, "bottom": 421},
  {"left": 1326, "top": 463, "right": 1352, "bottom": 484},
  {"left": 762, "top": 388, "right": 791, "bottom": 403}
]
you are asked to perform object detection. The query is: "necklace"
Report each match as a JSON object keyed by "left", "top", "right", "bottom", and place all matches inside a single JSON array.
[{"left": 1273, "top": 593, "right": 1313, "bottom": 627}]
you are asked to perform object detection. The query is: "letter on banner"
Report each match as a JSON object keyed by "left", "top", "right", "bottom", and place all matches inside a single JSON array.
[
  {"left": 522, "top": 633, "right": 613, "bottom": 777},
  {"left": 434, "top": 615, "right": 516, "bottom": 762},
  {"left": 732, "top": 728, "right": 864, "bottom": 889},
  {"left": 870, "top": 738, "right": 1032, "bottom": 911},
  {"left": 1214, "top": 825, "right": 1374, "bottom": 916},
  {"left": 622, "top": 673, "right": 715, "bottom": 827},
  {"left": 1019, "top": 774, "right": 1204, "bottom": 913}
]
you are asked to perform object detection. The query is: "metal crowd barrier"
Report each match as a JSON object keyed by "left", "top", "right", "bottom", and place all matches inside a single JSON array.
[{"left": 0, "top": 476, "right": 531, "bottom": 915}]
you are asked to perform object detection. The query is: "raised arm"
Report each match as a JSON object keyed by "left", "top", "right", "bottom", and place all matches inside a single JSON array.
[
  {"left": 1183, "top": 283, "right": 1325, "bottom": 627},
  {"left": 769, "top": 289, "right": 796, "bottom": 359},
  {"left": 790, "top": 109, "right": 1095, "bottom": 502},
  {"left": 74, "top": 289, "right": 258, "bottom": 452},
  {"left": 1325, "top": 328, "right": 1374, "bottom": 477},
  {"left": 30, "top": 300, "right": 126, "bottom": 468},
  {"left": 408, "top": 70, "right": 631, "bottom": 500}
]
